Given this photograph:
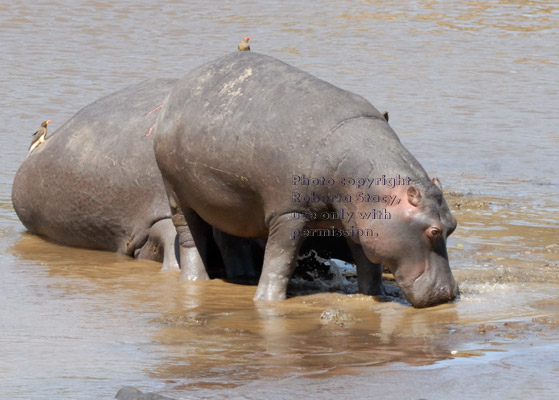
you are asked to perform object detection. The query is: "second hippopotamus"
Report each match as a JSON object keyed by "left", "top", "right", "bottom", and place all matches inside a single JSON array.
[{"left": 12, "top": 79, "right": 180, "bottom": 270}]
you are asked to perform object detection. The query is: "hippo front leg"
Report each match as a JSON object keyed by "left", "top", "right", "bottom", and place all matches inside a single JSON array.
[
  {"left": 254, "top": 214, "right": 306, "bottom": 301},
  {"left": 346, "top": 240, "right": 385, "bottom": 296}
]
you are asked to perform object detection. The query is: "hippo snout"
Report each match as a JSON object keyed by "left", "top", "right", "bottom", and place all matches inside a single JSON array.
[{"left": 406, "top": 272, "right": 459, "bottom": 308}]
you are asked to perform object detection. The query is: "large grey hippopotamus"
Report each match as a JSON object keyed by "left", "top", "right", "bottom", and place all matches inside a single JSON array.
[
  {"left": 154, "top": 52, "right": 459, "bottom": 308},
  {"left": 12, "top": 79, "right": 182, "bottom": 270}
]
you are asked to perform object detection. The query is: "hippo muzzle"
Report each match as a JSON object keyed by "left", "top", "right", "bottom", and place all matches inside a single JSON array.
[{"left": 395, "top": 252, "right": 459, "bottom": 308}]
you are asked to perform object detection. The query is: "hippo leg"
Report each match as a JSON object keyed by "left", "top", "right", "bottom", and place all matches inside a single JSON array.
[
  {"left": 135, "top": 219, "right": 180, "bottom": 271},
  {"left": 346, "top": 240, "right": 386, "bottom": 296},
  {"left": 254, "top": 214, "right": 306, "bottom": 301},
  {"left": 177, "top": 208, "right": 212, "bottom": 281},
  {"left": 164, "top": 185, "right": 210, "bottom": 281}
]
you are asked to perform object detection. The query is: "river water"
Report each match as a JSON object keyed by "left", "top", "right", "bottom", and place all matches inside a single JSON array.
[{"left": 1, "top": 1, "right": 558, "bottom": 399}]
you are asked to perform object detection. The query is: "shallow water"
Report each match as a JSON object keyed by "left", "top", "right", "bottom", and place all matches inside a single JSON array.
[{"left": 1, "top": 1, "right": 558, "bottom": 399}]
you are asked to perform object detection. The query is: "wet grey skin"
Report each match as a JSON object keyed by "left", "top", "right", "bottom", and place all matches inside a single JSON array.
[
  {"left": 153, "top": 51, "right": 459, "bottom": 308},
  {"left": 13, "top": 78, "right": 264, "bottom": 280},
  {"left": 13, "top": 79, "right": 182, "bottom": 270}
]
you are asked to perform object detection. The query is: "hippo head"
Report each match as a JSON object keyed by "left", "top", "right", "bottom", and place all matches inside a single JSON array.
[{"left": 358, "top": 178, "right": 458, "bottom": 308}]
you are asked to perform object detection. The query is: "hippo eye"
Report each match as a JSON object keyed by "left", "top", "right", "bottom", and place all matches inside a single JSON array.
[{"left": 429, "top": 227, "right": 441, "bottom": 238}]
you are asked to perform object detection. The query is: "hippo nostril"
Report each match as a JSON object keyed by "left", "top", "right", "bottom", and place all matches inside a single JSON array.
[
  {"left": 438, "top": 286, "right": 452, "bottom": 299},
  {"left": 443, "top": 285, "right": 459, "bottom": 301}
]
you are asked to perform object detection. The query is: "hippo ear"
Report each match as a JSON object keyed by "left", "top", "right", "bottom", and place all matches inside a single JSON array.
[
  {"left": 407, "top": 186, "right": 422, "bottom": 207},
  {"left": 432, "top": 177, "right": 442, "bottom": 190},
  {"left": 382, "top": 111, "right": 389, "bottom": 122}
]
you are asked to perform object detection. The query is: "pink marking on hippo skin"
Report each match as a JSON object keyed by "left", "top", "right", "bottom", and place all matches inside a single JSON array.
[
  {"left": 406, "top": 185, "right": 422, "bottom": 207},
  {"left": 146, "top": 122, "right": 156, "bottom": 136},
  {"left": 147, "top": 104, "right": 163, "bottom": 115},
  {"left": 350, "top": 183, "right": 418, "bottom": 234},
  {"left": 349, "top": 183, "right": 432, "bottom": 279}
]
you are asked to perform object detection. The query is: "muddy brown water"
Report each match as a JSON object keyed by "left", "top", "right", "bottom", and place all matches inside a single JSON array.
[{"left": 1, "top": 1, "right": 558, "bottom": 399}]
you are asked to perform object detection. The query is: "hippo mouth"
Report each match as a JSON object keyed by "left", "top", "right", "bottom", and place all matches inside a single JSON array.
[
  {"left": 392, "top": 259, "right": 459, "bottom": 308},
  {"left": 405, "top": 275, "right": 459, "bottom": 308}
]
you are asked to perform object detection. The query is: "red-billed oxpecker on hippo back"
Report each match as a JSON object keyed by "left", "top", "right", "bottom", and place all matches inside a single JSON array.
[{"left": 238, "top": 36, "right": 251, "bottom": 51}]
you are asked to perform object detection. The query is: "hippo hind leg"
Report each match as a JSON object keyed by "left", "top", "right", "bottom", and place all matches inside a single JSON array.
[
  {"left": 161, "top": 183, "right": 212, "bottom": 281},
  {"left": 175, "top": 207, "right": 212, "bottom": 281},
  {"left": 135, "top": 218, "right": 180, "bottom": 271}
]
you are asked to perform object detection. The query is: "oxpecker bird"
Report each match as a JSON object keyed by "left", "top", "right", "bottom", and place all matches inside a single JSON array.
[
  {"left": 238, "top": 36, "right": 251, "bottom": 51},
  {"left": 29, "top": 120, "right": 50, "bottom": 153}
]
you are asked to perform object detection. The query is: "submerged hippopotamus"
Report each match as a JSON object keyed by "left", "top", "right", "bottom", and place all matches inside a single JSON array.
[
  {"left": 12, "top": 78, "right": 182, "bottom": 270},
  {"left": 154, "top": 52, "right": 458, "bottom": 308}
]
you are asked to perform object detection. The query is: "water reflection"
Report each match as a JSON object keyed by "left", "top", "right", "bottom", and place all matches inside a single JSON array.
[
  {"left": 10, "top": 233, "right": 460, "bottom": 386},
  {"left": 150, "top": 291, "right": 459, "bottom": 387}
]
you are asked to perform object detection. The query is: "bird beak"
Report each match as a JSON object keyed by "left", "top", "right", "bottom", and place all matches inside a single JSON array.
[
  {"left": 46, "top": 120, "right": 51, "bottom": 125},
  {"left": 246, "top": 37, "right": 251, "bottom": 40}
]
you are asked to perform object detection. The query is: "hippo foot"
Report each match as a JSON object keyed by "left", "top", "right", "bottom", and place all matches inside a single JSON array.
[
  {"left": 253, "top": 292, "right": 286, "bottom": 301},
  {"left": 161, "top": 258, "right": 180, "bottom": 272},
  {"left": 179, "top": 269, "right": 210, "bottom": 281},
  {"left": 362, "top": 281, "right": 387, "bottom": 297},
  {"left": 178, "top": 246, "right": 210, "bottom": 281},
  {"left": 253, "top": 277, "right": 289, "bottom": 301}
]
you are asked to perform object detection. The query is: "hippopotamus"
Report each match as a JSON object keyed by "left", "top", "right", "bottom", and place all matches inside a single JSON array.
[
  {"left": 12, "top": 78, "right": 183, "bottom": 270},
  {"left": 153, "top": 52, "right": 459, "bottom": 308}
]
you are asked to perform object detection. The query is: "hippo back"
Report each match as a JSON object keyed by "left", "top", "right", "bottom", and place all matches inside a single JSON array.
[
  {"left": 154, "top": 52, "right": 419, "bottom": 234},
  {"left": 12, "top": 78, "right": 177, "bottom": 254}
]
